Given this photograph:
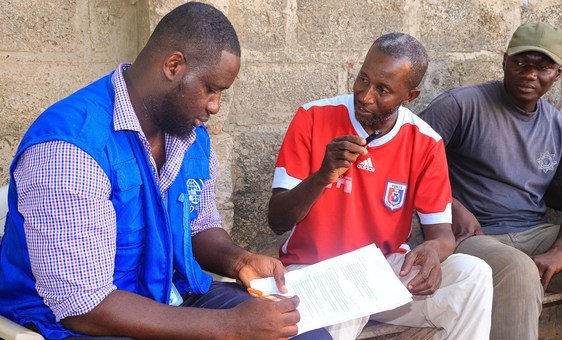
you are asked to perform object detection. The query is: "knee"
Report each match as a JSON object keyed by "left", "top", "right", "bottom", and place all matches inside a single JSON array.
[
  {"left": 440, "top": 254, "right": 494, "bottom": 308},
  {"left": 490, "top": 249, "right": 540, "bottom": 291},
  {"left": 478, "top": 248, "right": 542, "bottom": 309},
  {"left": 438, "top": 254, "right": 493, "bottom": 313},
  {"left": 444, "top": 253, "right": 493, "bottom": 287},
  {"left": 457, "top": 238, "right": 542, "bottom": 296}
]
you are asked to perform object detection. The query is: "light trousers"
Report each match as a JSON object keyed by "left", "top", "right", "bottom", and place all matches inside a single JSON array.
[
  {"left": 456, "top": 224, "right": 562, "bottom": 340},
  {"left": 289, "top": 252, "right": 493, "bottom": 339}
]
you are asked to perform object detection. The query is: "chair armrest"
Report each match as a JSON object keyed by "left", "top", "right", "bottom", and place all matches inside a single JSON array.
[{"left": 0, "top": 315, "right": 44, "bottom": 340}]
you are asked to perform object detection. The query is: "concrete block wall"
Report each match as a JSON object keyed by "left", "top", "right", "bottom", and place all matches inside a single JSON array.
[
  {"left": 0, "top": 0, "right": 561, "bottom": 255},
  {"left": 0, "top": 0, "right": 141, "bottom": 186}
]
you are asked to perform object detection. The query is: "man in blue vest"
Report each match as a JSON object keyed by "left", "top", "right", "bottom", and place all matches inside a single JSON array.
[{"left": 0, "top": 2, "right": 330, "bottom": 339}]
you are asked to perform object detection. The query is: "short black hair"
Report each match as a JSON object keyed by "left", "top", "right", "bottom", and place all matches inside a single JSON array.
[
  {"left": 148, "top": 2, "right": 240, "bottom": 67},
  {"left": 372, "top": 33, "right": 428, "bottom": 89}
]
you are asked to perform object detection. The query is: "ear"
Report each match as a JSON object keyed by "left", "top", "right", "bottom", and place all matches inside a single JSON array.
[
  {"left": 162, "top": 51, "right": 186, "bottom": 81},
  {"left": 402, "top": 88, "right": 421, "bottom": 105},
  {"left": 554, "top": 65, "right": 562, "bottom": 82},
  {"left": 502, "top": 53, "right": 508, "bottom": 70}
]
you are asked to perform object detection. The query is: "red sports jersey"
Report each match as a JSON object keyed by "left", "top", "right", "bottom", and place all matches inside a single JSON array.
[{"left": 273, "top": 94, "right": 452, "bottom": 265}]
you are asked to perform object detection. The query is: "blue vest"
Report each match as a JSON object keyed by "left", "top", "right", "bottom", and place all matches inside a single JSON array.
[{"left": 0, "top": 73, "right": 212, "bottom": 338}]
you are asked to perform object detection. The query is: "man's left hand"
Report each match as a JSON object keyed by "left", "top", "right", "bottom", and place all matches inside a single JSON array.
[
  {"left": 532, "top": 248, "right": 562, "bottom": 291},
  {"left": 400, "top": 242, "right": 442, "bottom": 295},
  {"left": 234, "top": 252, "right": 288, "bottom": 293}
]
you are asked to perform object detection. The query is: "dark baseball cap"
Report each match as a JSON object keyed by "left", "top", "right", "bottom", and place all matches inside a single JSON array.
[{"left": 507, "top": 22, "right": 562, "bottom": 65}]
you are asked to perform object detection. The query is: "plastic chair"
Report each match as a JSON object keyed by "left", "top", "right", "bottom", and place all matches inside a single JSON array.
[{"left": 0, "top": 184, "right": 7, "bottom": 236}]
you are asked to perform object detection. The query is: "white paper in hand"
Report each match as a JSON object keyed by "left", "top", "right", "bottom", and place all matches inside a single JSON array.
[{"left": 250, "top": 244, "right": 412, "bottom": 334}]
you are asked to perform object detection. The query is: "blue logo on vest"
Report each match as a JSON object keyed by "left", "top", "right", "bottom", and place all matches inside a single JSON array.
[
  {"left": 384, "top": 181, "right": 407, "bottom": 211},
  {"left": 187, "top": 179, "right": 204, "bottom": 220}
]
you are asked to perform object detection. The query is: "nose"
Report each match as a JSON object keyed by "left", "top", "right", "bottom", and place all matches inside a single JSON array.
[
  {"left": 358, "top": 86, "right": 376, "bottom": 105},
  {"left": 519, "top": 65, "right": 539, "bottom": 80},
  {"left": 207, "top": 92, "right": 221, "bottom": 114}
]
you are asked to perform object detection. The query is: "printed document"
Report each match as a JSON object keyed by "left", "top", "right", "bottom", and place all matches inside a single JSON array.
[{"left": 250, "top": 244, "right": 412, "bottom": 334}]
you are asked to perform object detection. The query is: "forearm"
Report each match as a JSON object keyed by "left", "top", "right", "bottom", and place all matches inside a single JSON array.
[
  {"left": 451, "top": 197, "right": 467, "bottom": 218},
  {"left": 192, "top": 227, "right": 248, "bottom": 279},
  {"left": 449, "top": 196, "right": 483, "bottom": 244},
  {"left": 268, "top": 172, "right": 330, "bottom": 234},
  {"left": 61, "top": 290, "right": 232, "bottom": 339},
  {"left": 420, "top": 223, "right": 455, "bottom": 261}
]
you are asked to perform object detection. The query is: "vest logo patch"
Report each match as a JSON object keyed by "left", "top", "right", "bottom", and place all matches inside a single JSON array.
[
  {"left": 537, "top": 151, "right": 558, "bottom": 173},
  {"left": 384, "top": 181, "right": 407, "bottom": 211},
  {"left": 186, "top": 179, "right": 204, "bottom": 213},
  {"left": 357, "top": 158, "right": 375, "bottom": 172}
]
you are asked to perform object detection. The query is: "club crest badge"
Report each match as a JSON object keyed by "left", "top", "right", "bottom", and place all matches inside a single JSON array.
[{"left": 384, "top": 181, "right": 407, "bottom": 211}]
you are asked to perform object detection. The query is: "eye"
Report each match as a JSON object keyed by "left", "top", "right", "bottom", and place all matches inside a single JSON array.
[
  {"left": 358, "top": 75, "right": 369, "bottom": 84},
  {"left": 377, "top": 86, "right": 389, "bottom": 94}
]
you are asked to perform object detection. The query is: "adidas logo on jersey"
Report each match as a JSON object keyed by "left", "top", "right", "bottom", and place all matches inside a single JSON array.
[{"left": 357, "top": 158, "right": 375, "bottom": 172}]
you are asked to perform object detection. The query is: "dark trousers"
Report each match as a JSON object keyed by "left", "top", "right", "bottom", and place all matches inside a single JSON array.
[
  {"left": 58, "top": 281, "right": 331, "bottom": 339},
  {"left": 182, "top": 281, "right": 332, "bottom": 339}
]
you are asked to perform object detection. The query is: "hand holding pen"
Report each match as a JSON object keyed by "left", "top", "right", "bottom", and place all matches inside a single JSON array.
[
  {"left": 229, "top": 291, "right": 301, "bottom": 338},
  {"left": 316, "top": 135, "right": 368, "bottom": 185},
  {"left": 247, "top": 287, "right": 283, "bottom": 301}
]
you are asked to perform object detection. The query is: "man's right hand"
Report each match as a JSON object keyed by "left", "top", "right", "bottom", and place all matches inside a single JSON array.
[
  {"left": 268, "top": 135, "right": 367, "bottom": 234},
  {"left": 316, "top": 135, "right": 367, "bottom": 184},
  {"left": 452, "top": 198, "right": 484, "bottom": 246},
  {"left": 227, "top": 295, "right": 301, "bottom": 339}
]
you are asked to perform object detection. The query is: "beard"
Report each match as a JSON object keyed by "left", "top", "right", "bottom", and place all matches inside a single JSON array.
[
  {"left": 147, "top": 83, "right": 195, "bottom": 138},
  {"left": 356, "top": 105, "right": 400, "bottom": 127}
]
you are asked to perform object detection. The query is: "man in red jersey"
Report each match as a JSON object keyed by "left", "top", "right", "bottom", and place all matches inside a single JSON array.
[{"left": 268, "top": 33, "right": 493, "bottom": 339}]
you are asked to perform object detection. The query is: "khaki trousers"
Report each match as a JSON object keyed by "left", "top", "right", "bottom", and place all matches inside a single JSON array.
[{"left": 456, "top": 224, "right": 562, "bottom": 340}]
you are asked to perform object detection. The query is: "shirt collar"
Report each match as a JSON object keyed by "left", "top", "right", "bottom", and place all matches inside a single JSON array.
[{"left": 112, "top": 63, "right": 144, "bottom": 133}]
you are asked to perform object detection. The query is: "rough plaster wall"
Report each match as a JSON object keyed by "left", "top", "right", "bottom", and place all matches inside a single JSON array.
[
  {"left": 0, "top": 0, "right": 140, "bottom": 185},
  {"left": 1, "top": 0, "right": 561, "bottom": 255}
]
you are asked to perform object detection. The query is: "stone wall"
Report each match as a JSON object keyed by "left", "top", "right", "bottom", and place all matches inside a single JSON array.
[{"left": 0, "top": 0, "right": 561, "bottom": 255}]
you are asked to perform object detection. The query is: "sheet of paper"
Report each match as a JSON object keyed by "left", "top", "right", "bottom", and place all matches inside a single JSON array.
[{"left": 250, "top": 244, "right": 412, "bottom": 335}]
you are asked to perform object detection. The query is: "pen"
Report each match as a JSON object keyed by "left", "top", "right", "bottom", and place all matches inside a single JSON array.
[
  {"left": 364, "top": 129, "right": 382, "bottom": 145},
  {"left": 247, "top": 287, "right": 282, "bottom": 301}
]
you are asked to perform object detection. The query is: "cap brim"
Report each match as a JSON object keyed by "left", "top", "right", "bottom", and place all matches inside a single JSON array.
[{"left": 507, "top": 45, "right": 562, "bottom": 65}]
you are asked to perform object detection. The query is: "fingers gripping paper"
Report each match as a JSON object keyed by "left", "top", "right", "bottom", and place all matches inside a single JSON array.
[{"left": 250, "top": 244, "right": 412, "bottom": 335}]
